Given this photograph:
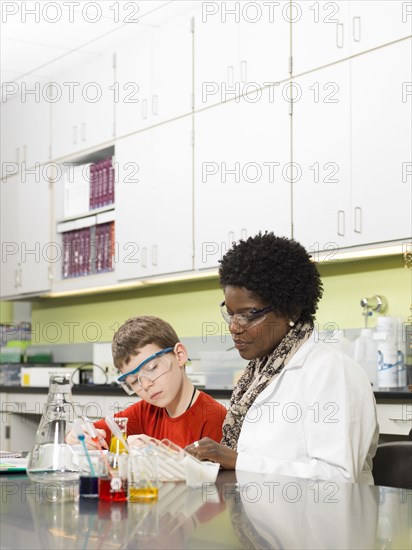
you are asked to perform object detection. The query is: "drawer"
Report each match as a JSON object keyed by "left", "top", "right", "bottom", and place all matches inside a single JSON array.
[{"left": 376, "top": 403, "right": 412, "bottom": 436}]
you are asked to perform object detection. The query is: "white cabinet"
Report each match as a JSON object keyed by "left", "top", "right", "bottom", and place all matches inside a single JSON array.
[
  {"left": 194, "top": 92, "right": 291, "bottom": 270},
  {"left": 350, "top": 39, "right": 412, "bottom": 245},
  {"left": 293, "top": 62, "right": 352, "bottom": 250},
  {"left": 51, "top": 52, "right": 115, "bottom": 160},
  {"left": 0, "top": 174, "right": 52, "bottom": 298},
  {"left": 293, "top": 40, "right": 411, "bottom": 250},
  {"left": 0, "top": 88, "right": 51, "bottom": 178},
  {"left": 291, "top": 0, "right": 411, "bottom": 76},
  {"left": 195, "top": 0, "right": 290, "bottom": 109},
  {"left": 115, "top": 117, "right": 193, "bottom": 281},
  {"left": 291, "top": 0, "right": 350, "bottom": 75},
  {"left": 348, "top": 1, "right": 412, "bottom": 56},
  {"left": 115, "top": 12, "right": 193, "bottom": 137}
]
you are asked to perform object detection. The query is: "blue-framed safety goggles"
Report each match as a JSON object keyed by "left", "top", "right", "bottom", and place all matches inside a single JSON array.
[{"left": 117, "top": 347, "right": 174, "bottom": 382}]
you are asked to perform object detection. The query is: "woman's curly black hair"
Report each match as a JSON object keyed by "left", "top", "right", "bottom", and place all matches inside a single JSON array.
[{"left": 218, "top": 232, "right": 323, "bottom": 323}]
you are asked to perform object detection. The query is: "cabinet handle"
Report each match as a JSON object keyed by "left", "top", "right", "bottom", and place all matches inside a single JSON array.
[
  {"left": 354, "top": 207, "right": 362, "bottom": 233},
  {"left": 336, "top": 22, "right": 344, "bottom": 48},
  {"left": 72, "top": 126, "right": 78, "bottom": 145},
  {"left": 240, "top": 60, "right": 247, "bottom": 83},
  {"left": 152, "top": 245, "right": 158, "bottom": 266},
  {"left": 141, "top": 246, "right": 147, "bottom": 268},
  {"left": 22, "top": 145, "right": 27, "bottom": 164},
  {"left": 388, "top": 418, "right": 408, "bottom": 422},
  {"left": 81, "top": 123, "right": 86, "bottom": 142},
  {"left": 228, "top": 231, "right": 235, "bottom": 246},
  {"left": 48, "top": 265, "right": 53, "bottom": 281},
  {"left": 352, "top": 16, "right": 361, "bottom": 42},
  {"left": 14, "top": 270, "right": 19, "bottom": 289},
  {"left": 337, "top": 210, "right": 345, "bottom": 236},
  {"left": 152, "top": 95, "right": 158, "bottom": 116},
  {"left": 240, "top": 228, "right": 247, "bottom": 240},
  {"left": 142, "top": 99, "right": 148, "bottom": 119},
  {"left": 227, "top": 66, "right": 235, "bottom": 88}
]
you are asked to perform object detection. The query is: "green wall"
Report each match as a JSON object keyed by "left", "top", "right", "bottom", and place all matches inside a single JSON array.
[{"left": 2, "top": 256, "right": 411, "bottom": 345}]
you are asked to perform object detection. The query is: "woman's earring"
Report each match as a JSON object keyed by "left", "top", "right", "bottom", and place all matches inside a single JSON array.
[{"left": 289, "top": 320, "right": 295, "bottom": 327}]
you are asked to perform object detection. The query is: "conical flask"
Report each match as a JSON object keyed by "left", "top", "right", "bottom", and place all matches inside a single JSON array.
[{"left": 27, "top": 372, "right": 79, "bottom": 483}]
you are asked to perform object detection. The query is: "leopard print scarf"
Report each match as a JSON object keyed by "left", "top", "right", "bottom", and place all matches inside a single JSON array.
[{"left": 221, "top": 321, "right": 313, "bottom": 450}]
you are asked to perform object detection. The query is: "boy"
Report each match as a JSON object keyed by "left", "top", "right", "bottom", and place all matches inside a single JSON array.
[{"left": 66, "top": 316, "right": 226, "bottom": 449}]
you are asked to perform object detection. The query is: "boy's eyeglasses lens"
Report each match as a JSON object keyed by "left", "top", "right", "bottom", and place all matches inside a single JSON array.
[{"left": 119, "top": 355, "right": 173, "bottom": 395}]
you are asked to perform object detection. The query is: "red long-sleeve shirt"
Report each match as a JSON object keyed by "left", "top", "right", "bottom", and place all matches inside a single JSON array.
[{"left": 94, "top": 391, "right": 227, "bottom": 448}]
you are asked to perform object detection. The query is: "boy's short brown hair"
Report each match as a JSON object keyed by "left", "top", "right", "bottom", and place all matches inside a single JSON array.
[{"left": 112, "top": 316, "right": 180, "bottom": 370}]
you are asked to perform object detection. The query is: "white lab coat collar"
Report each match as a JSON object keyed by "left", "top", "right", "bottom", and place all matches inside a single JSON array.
[{"left": 251, "top": 333, "right": 319, "bottom": 406}]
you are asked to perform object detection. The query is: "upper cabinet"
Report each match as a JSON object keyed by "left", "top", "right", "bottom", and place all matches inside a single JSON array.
[
  {"left": 1, "top": 83, "right": 51, "bottom": 179},
  {"left": 0, "top": 174, "right": 52, "bottom": 299},
  {"left": 51, "top": 52, "right": 115, "bottom": 160},
  {"left": 293, "top": 38, "right": 412, "bottom": 250},
  {"left": 115, "top": 117, "right": 193, "bottom": 281},
  {"left": 350, "top": 39, "right": 412, "bottom": 245},
  {"left": 291, "top": 0, "right": 411, "bottom": 75},
  {"left": 194, "top": 0, "right": 290, "bottom": 109},
  {"left": 194, "top": 92, "right": 291, "bottom": 270},
  {"left": 115, "top": 11, "right": 193, "bottom": 138}
]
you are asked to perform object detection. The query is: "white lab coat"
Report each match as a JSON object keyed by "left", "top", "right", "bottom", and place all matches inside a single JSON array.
[{"left": 236, "top": 335, "right": 379, "bottom": 484}]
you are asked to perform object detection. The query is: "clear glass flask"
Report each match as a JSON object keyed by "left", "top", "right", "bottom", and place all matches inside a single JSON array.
[{"left": 27, "top": 372, "right": 79, "bottom": 483}]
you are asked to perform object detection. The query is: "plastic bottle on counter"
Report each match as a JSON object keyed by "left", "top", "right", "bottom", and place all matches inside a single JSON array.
[
  {"left": 352, "top": 328, "right": 378, "bottom": 388},
  {"left": 374, "top": 316, "right": 405, "bottom": 390}
]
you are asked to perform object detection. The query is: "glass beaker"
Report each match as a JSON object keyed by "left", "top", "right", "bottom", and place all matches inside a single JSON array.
[
  {"left": 109, "top": 417, "right": 128, "bottom": 455},
  {"left": 27, "top": 372, "right": 79, "bottom": 483},
  {"left": 128, "top": 449, "right": 159, "bottom": 502}
]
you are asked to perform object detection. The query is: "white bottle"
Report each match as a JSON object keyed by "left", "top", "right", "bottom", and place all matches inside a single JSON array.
[
  {"left": 374, "top": 317, "right": 403, "bottom": 389},
  {"left": 352, "top": 328, "right": 378, "bottom": 388}
]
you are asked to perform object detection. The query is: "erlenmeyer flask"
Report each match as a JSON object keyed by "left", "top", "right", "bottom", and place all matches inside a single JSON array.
[{"left": 27, "top": 372, "right": 79, "bottom": 483}]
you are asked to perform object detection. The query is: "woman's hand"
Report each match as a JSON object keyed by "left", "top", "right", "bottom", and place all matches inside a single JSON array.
[
  {"left": 185, "top": 438, "right": 237, "bottom": 470},
  {"left": 65, "top": 427, "right": 108, "bottom": 450}
]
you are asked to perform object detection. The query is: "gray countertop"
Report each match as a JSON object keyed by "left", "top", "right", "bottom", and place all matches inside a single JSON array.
[
  {"left": 1, "top": 384, "right": 412, "bottom": 401},
  {"left": 0, "top": 471, "right": 410, "bottom": 549}
]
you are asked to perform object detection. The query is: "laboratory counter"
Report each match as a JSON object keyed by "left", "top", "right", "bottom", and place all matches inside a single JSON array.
[
  {"left": 2, "top": 384, "right": 412, "bottom": 401},
  {"left": 0, "top": 470, "right": 410, "bottom": 549}
]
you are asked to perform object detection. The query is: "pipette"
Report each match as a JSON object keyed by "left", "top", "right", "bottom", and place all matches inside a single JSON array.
[{"left": 72, "top": 419, "right": 96, "bottom": 477}]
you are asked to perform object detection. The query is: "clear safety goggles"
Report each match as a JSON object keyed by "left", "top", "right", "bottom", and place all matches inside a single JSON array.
[
  {"left": 117, "top": 347, "right": 174, "bottom": 395},
  {"left": 220, "top": 301, "right": 276, "bottom": 328}
]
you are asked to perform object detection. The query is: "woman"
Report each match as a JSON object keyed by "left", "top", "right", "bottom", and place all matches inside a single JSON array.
[{"left": 186, "top": 233, "right": 378, "bottom": 484}]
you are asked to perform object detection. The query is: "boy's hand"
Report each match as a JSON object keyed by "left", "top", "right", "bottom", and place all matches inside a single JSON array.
[
  {"left": 185, "top": 438, "right": 237, "bottom": 470},
  {"left": 65, "top": 427, "right": 108, "bottom": 450}
]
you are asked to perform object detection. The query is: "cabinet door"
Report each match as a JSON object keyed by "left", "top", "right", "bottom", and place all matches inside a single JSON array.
[
  {"left": 115, "top": 118, "right": 193, "bottom": 281},
  {"left": 0, "top": 177, "right": 20, "bottom": 297},
  {"left": 80, "top": 52, "right": 115, "bottom": 151},
  {"left": 194, "top": 93, "right": 291, "bottom": 270},
  {"left": 18, "top": 173, "right": 52, "bottom": 295},
  {"left": 292, "top": 62, "right": 352, "bottom": 252},
  {"left": 0, "top": 89, "right": 50, "bottom": 176},
  {"left": 51, "top": 63, "right": 85, "bottom": 160},
  {"left": 349, "top": 1, "right": 411, "bottom": 56},
  {"left": 151, "top": 14, "right": 193, "bottom": 126},
  {"left": 0, "top": 174, "right": 51, "bottom": 297},
  {"left": 115, "top": 130, "right": 153, "bottom": 281},
  {"left": 292, "top": 1, "right": 350, "bottom": 75},
  {"left": 194, "top": 2, "right": 240, "bottom": 109},
  {"left": 115, "top": 31, "right": 152, "bottom": 137},
  {"left": 239, "top": 1, "right": 290, "bottom": 87},
  {"left": 149, "top": 117, "right": 193, "bottom": 275},
  {"left": 0, "top": 99, "right": 21, "bottom": 178},
  {"left": 350, "top": 39, "right": 412, "bottom": 245}
]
